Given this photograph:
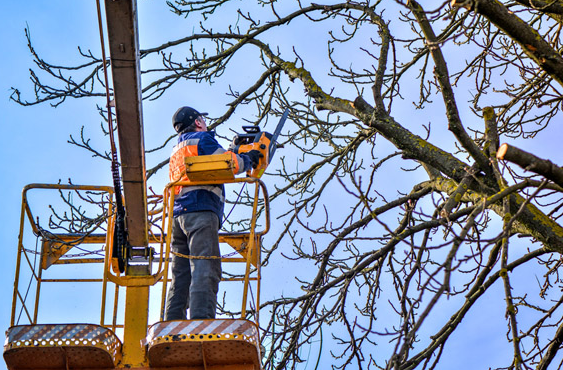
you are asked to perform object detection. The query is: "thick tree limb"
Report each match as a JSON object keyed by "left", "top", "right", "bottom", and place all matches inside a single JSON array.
[
  {"left": 352, "top": 97, "right": 563, "bottom": 254},
  {"left": 498, "top": 143, "right": 563, "bottom": 188},
  {"left": 512, "top": 0, "right": 563, "bottom": 14},
  {"left": 483, "top": 106, "right": 499, "bottom": 156},
  {"left": 264, "top": 40, "right": 563, "bottom": 252},
  {"left": 453, "top": 0, "right": 563, "bottom": 87}
]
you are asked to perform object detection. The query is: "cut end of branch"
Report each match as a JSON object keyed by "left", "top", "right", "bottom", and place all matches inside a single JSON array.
[
  {"left": 483, "top": 106, "right": 496, "bottom": 121},
  {"left": 353, "top": 96, "right": 373, "bottom": 113},
  {"left": 450, "top": 0, "right": 473, "bottom": 10},
  {"left": 497, "top": 143, "right": 509, "bottom": 160}
]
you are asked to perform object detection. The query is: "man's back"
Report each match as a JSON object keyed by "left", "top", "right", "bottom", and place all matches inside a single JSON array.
[{"left": 170, "top": 130, "right": 227, "bottom": 221}]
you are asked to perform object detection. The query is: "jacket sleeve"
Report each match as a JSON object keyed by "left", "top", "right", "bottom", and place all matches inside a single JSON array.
[{"left": 198, "top": 133, "right": 252, "bottom": 174}]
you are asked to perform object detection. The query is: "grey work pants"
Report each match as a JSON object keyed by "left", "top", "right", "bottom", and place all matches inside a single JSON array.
[{"left": 164, "top": 211, "right": 222, "bottom": 320}]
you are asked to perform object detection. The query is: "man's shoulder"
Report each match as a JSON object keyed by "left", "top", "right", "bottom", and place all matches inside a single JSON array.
[
  {"left": 177, "top": 131, "right": 221, "bottom": 155},
  {"left": 180, "top": 130, "right": 213, "bottom": 138},
  {"left": 178, "top": 131, "right": 215, "bottom": 140},
  {"left": 197, "top": 131, "right": 221, "bottom": 149},
  {"left": 183, "top": 131, "right": 216, "bottom": 141}
]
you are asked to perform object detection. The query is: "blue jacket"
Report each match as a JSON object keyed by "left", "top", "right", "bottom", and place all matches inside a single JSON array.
[{"left": 170, "top": 131, "right": 251, "bottom": 221}]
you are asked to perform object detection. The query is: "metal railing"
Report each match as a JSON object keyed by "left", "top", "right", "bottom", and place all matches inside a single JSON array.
[
  {"left": 10, "top": 183, "right": 115, "bottom": 328},
  {"left": 9, "top": 179, "right": 269, "bottom": 332}
]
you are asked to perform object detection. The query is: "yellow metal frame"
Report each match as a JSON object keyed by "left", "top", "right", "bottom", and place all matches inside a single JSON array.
[
  {"left": 10, "top": 183, "right": 115, "bottom": 328},
  {"left": 7, "top": 175, "right": 270, "bottom": 369}
]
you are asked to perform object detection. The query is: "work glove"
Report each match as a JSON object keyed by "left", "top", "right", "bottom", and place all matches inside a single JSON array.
[{"left": 246, "top": 150, "right": 263, "bottom": 169}]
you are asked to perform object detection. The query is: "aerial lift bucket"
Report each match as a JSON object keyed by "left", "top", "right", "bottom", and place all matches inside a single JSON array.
[
  {"left": 4, "top": 159, "right": 269, "bottom": 370},
  {"left": 144, "top": 154, "right": 268, "bottom": 369},
  {"left": 3, "top": 184, "right": 123, "bottom": 369}
]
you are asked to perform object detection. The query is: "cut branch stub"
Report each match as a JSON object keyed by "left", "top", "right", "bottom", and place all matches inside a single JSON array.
[{"left": 498, "top": 143, "right": 563, "bottom": 188}]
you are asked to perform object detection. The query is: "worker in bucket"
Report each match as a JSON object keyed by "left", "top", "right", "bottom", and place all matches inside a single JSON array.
[{"left": 165, "top": 106, "right": 262, "bottom": 320}]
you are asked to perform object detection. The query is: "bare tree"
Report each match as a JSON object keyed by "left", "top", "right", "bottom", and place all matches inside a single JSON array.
[{"left": 12, "top": 1, "right": 563, "bottom": 369}]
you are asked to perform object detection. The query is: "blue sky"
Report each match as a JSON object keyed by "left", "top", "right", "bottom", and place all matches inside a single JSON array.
[
  {"left": 0, "top": 2, "right": 172, "bottom": 366},
  {"left": 0, "top": 0, "right": 97, "bottom": 333},
  {"left": 2, "top": 2, "right": 563, "bottom": 370},
  {"left": 0, "top": 3, "right": 272, "bottom": 366}
]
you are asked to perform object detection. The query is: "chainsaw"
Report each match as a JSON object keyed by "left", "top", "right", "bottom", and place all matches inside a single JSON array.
[{"left": 229, "top": 108, "right": 289, "bottom": 178}]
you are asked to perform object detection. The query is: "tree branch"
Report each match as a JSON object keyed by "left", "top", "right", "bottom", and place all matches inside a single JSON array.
[
  {"left": 498, "top": 143, "right": 563, "bottom": 188},
  {"left": 453, "top": 0, "right": 563, "bottom": 87}
]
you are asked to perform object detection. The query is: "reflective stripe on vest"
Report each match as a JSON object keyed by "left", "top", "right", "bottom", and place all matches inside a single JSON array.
[{"left": 179, "top": 185, "right": 225, "bottom": 202}]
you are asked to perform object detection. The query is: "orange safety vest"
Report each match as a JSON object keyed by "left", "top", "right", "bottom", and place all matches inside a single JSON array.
[{"left": 169, "top": 133, "right": 242, "bottom": 194}]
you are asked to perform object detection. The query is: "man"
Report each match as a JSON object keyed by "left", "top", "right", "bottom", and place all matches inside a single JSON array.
[{"left": 165, "top": 106, "right": 261, "bottom": 321}]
